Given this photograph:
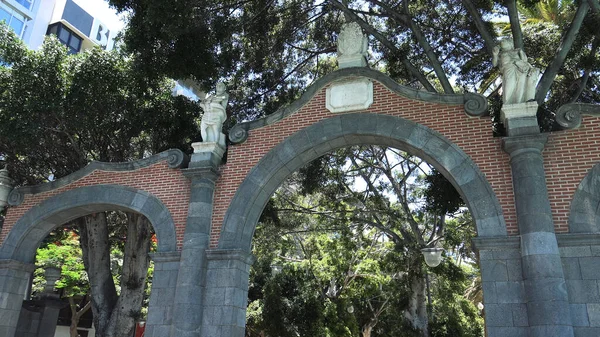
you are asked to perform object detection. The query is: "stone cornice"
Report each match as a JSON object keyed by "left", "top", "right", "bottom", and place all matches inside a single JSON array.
[
  {"left": 502, "top": 133, "right": 549, "bottom": 158},
  {"left": 472, "top": 233, "right": 600, "bottom": 250},
  {"left": 555, "top": 103, "right": 600, "bottom": 129},
  {"left": 149, "top": 251, "right": 182, "bottom": 263},
  {"left": 8, "top": 149, "right": 188, "bottom": 206},
  {"left": 472, "top": 236, "right": 521, "bottom": 250},
  {"left": 229, "top": 67, "right": 489, "bottom": 144},
  {"left": 182, "top": 166, "right": 221, "bottom": 181},
  {"left": 556, "top": 233, "right": 600, "bottom": 247},
  {"left": 206, "top": 249, "right": 256, "bottom": 265},
  {"left": 0, "top": 259, "right": 36, "bottom": 272}
]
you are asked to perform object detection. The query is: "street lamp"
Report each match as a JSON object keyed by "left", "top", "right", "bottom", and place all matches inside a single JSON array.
[
  {"left": 421, "top": 247, "right": 444, "bottom": 268},
  {"left": 421, "top": 247, "right": 444, "bottom": 335}
]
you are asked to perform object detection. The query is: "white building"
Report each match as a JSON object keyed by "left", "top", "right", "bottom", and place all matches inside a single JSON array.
[{"left": 1, "top": 0, "right": 121, "bottom": 53}]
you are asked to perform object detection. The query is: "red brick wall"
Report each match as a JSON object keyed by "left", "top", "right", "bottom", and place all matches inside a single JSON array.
[
  {"left": 211, "top": 81, "right": 600, "bottom": 247},
  {"left": 544, "top": 118, "right": 600, "bottom": 233},
  {"left": 211, "top": 81, "right": 514, "bottom": 247},
  {"left": 2, "top": 81, "right": 598, "bottom": 251},
  {"left": 0, "top": 161, "right": 190, "bottom": 248}
]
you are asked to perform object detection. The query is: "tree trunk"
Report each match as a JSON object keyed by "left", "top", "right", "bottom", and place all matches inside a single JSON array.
[
  {"left": 404, "top": 276, "right": 429, "bottom": 337},
  {"left": 362, "top": 320, "right": 376, "bottom": 337},
  {"left": 68, "top": 296, "right": 92, "bottom": 337},
  {"left": 78, "top": 213, "right": 118, "bottom": 337},
  {"left": 105, "top": 213, "right": 152, "bottom": 337}
]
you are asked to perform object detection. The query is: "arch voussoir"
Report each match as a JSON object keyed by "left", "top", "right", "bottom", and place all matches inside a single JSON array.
[
  {"left": 219, "top": 113, "right": 507, "bottom": 251},
  {"left": 0, "top": 184, "right": 178, "bottom": 263}
]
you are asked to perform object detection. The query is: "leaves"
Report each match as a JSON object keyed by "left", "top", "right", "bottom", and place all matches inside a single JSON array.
[
  {"left": 108, "top": 0, "right": 599, "bottom": 132},
  {"left": 248, "top": 146, "right": 483, "bottom": 336},
  {"left": 0, "top": 23, "right": 201, "bottom": 185}
]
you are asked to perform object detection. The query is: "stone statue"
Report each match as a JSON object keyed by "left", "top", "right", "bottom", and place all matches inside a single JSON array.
[
  {"left": 199, "top": 82, "right": 228, "bottom": 148},
  {"left": 492, "top": 39, "right": 540, "bottom": 104},
  {"left": 337, "top": 21, "right": 368, "bottom": 68}
]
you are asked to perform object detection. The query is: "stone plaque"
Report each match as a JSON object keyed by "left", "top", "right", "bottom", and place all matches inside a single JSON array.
[{"left": 326, "top": 78, "right": 373, "bottom": 113}]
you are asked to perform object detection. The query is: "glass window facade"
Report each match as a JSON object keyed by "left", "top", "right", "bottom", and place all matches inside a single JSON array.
[
  {"left": 14, "top": 0, "right": 33, "bottom": 11},
  {"left": 0, "top": 2, "right": 27, "bottom": 38},
  {"left": 46, "top": 23, "right": 83, "bottom": 54}
]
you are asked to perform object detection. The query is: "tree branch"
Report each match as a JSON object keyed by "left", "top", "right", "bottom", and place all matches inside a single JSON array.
[
  {"left": 367, "top": 0, "right": 454, "bottom": 93},
  {"left": 571, "top": 36, "right": 599, "bottom": 102},
  {"left": 328, "top": 0, "right": 437, "bottom": 92},
  {"left": 461, "top": 0, "right": 496, "bottom": 56},
  {"left": 505, "top": 0, "right": 523, "bottom": 49},
  {"left": 536, "top": 1, "right": 590, "bottom": 104}
]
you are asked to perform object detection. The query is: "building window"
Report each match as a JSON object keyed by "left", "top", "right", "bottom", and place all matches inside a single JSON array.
[
  {"left": 47, "top": 23, "right": 82, "bottom": 54},
  {"left": 0, "top": 2, "right": 26, "bottom": 38},
  {"left": 13, "top": 0, "right": 33, "bottom": 11}
]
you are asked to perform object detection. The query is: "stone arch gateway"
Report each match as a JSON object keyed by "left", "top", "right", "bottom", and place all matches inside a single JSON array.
[
  {"left": 0, "top": 184, "right": 178, "bottom": 262},
  {"left": 1, "top": 66, "right": 600, "bottom": 337},
  {"left": 219, "top": 112, "right": 506, "bottom": 252}
]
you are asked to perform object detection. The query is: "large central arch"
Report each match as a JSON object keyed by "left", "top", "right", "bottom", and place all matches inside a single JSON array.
[{"left": 219, "top": 113, "right": 506, "bottom": 251}]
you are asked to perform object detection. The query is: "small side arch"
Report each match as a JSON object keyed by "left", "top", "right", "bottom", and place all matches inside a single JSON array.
[
  {"left": 0, "top": 184, "right": 177, "bottom": 263},
  {"left": 569, "top": 163, "right": 600, "bottom": 233},
  {"left": 219, "top": 113, "right": 507, "bottom": 251}
]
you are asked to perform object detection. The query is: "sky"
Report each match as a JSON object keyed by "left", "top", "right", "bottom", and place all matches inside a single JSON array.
[{"left": 75, "top": 0, "right": 126, "bottom": 31}]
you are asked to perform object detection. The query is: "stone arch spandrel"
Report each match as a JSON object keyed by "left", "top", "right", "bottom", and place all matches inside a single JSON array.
[
  {"left": 219, "top": 113, "right": 507, "bottom": 251},
  {"left": 0, "top": 184, "right": 178, "bottom": 263},
  {"left": 568, "top": 163, "right": 600, "bottom": 233},
  {"left": 0, "top": 149, "right": 190, "bottom": 249}
]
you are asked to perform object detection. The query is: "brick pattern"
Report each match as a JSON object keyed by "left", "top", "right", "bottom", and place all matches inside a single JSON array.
[
  {"left": 544, "top": 120, "right": 600, "bottom": 234},
  {"left": 211, "top": 81, "right": 514, "bottom": 247},
  {"left": 2, "top": 82, "right": 598, "bottom": 251},
  {"left": 211, "top": 81, "right": 600, "bottom": 247},
  {"left": 1, "top": 161, "right": 190, "bottom": 249}
]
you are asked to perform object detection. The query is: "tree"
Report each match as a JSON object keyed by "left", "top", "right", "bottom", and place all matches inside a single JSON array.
[
  {"left": 109, "top": 0, "right": 599, "bottom": 130},
  {"left": 249, "top": 145, "right": 482, "bottom": 336},
  {"left": 0, "top": 23, "right": 200, "bottom": 337},
  {"left": 34, "top": 229, "right": 92, "bottom": 337}
]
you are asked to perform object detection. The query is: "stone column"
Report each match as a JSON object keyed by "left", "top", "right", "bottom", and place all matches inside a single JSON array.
[
  {"left": 503, "top": 135, "right": 574, "bottom": 337},
  {"left": 171, "top": 143, "right": 223, "bottom": 337},
  {"left": 0, "top": 259, "right": 35, "bottom": 337},
  {"left": 201, "top": 249, "right": 254, "bottom": 337},
  {"left": 36, "top": 294, "right": 64, "bottom": 337},
  {"left": 473, "top": 236, "right": 527, "bottom": 336},
  {"left": 145, "top": 251, "right": 181, "bottom": 337}
]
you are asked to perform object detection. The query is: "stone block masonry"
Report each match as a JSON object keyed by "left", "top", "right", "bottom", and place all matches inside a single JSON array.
[{"left": 1, "top": 67, "right": 600, "bottom": 337}]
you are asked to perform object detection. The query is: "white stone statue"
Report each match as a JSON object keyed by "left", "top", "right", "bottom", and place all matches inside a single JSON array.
[
  {"left": 199, "top": 82, "right": 228, "bottom": 148},
  {"left": 337, "top": 22, "right": 368, "bottom": 68},
  {"left": 492, "top": 39, "right": 540, "bottom": 104}
]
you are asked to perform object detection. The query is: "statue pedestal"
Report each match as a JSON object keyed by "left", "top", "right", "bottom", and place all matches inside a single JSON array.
[
  {"left": 190, "top": 141, "right": 225, "bottom": 168},
  {"left": 338, "top": 54, "right": 367, "bottom": 68},
  {"left": 501, "top": 102, "right": 540, "bottom": 136}
]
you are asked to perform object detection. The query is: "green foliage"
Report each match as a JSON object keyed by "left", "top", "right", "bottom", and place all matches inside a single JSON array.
[
  {"left": 0, "top": 22, "right": 201, "bottom": 185},
  {"left": 249, "top": 146, "right": 484, "bottom": 336},
  {"left": 108, "top": 0, "right": 600, "bottom": 133},
  {"left": 33, "top": 231, "right": 87, "bottom": 298},
  {"left": 430, "top": 264, "right": 484, "bottom": 337}
]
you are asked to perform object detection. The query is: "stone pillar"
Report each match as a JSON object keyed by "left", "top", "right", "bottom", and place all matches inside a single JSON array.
[
  {"left": 145, "top": 251, "right": 181, "bottom": 337},
  {"left": 503, "top": 134, "right": 574, "bottom": 337},
  {"left": 36, "top": 294, "right": 64, "bottom": 337},
  {"left": 0, "top": 259, "right": 35, "bottom": 337},
  {"left": 473, "top": 237, "right": 527, "bottom": 337},
  {"left": 171, "top": 143, "right": 223, "bottom": 337},
  {"left": 201, "top": 249, "right": 254, "bottom": 337}
]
